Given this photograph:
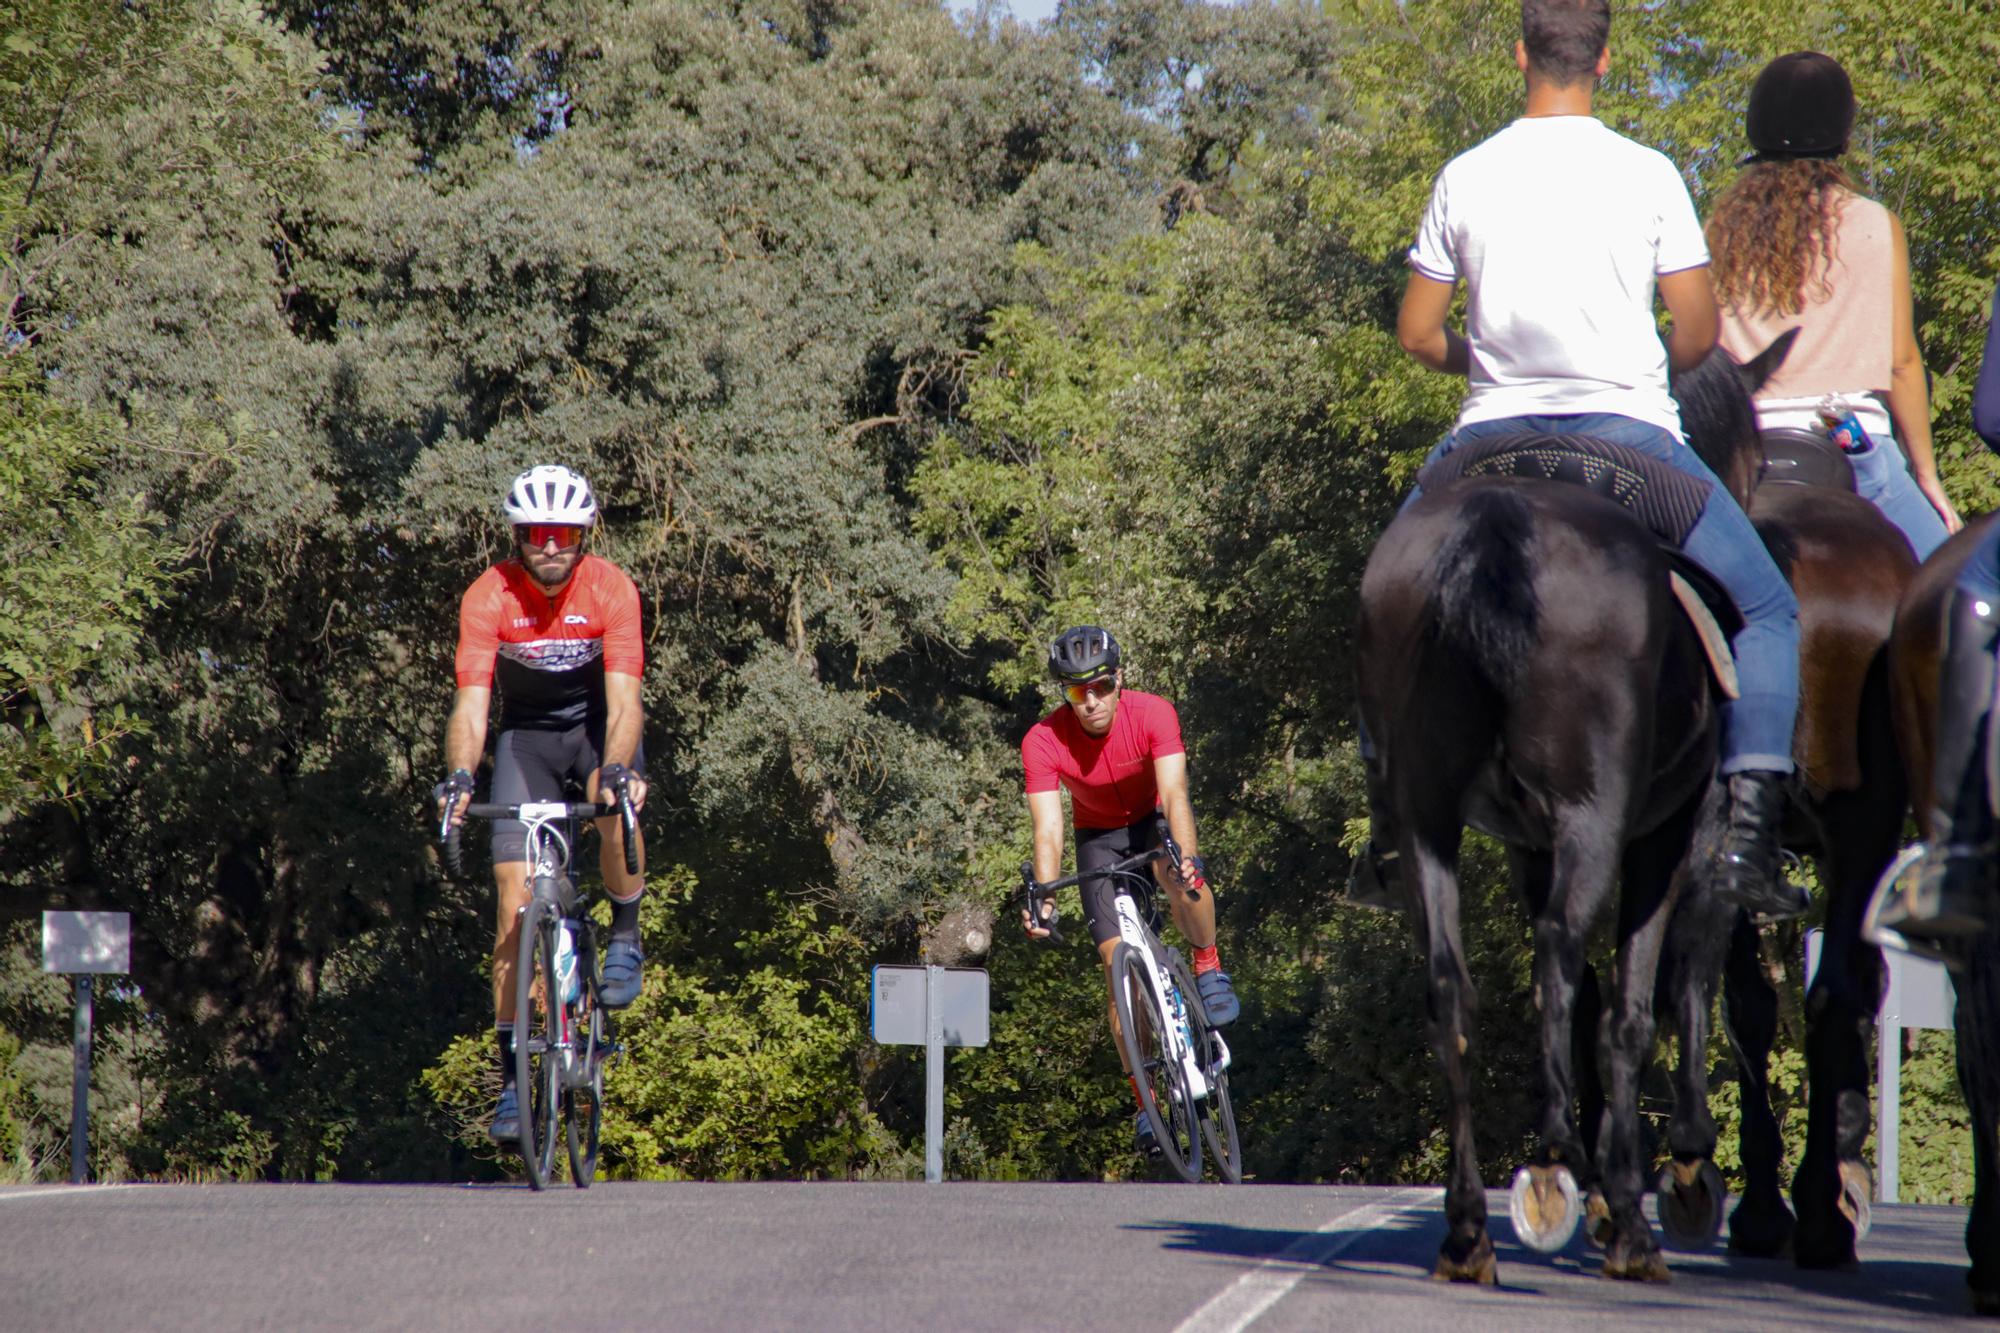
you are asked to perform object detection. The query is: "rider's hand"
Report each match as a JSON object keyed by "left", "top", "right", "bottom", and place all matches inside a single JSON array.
[
  {"left": 1021, "top": 898, "right": 1055, "bottom": 939},
  {"left": 598, "top": 763, "right": 648, "bottom": 814},
  {"left": 434, "top": 769, "right": 474, "bottom": 827},
  {"left": 1179, "top": 853, "right": 1209, "bottom": 894}
]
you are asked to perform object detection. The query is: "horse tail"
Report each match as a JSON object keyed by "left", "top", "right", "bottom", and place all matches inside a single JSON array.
[{"left": 1426, "top": 485, "right": 1539, "bottom": 693}]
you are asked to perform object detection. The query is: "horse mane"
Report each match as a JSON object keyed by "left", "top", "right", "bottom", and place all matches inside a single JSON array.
[{"left": 1669, "top": 331, "right": 1797, "bottom": 508}]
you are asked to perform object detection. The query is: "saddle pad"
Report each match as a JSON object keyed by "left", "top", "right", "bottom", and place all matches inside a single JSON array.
[{"left": 1420, "top": 432, "right": 1713, "bottom": 545}]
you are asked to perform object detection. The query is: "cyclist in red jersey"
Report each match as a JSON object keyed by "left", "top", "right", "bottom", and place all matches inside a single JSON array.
[
  {"left": 433, "top": 464, "right": 649, "bottom": 1142},
  {"left": 1020, "top": 625, "right": 1240, "bottom": 1162}
]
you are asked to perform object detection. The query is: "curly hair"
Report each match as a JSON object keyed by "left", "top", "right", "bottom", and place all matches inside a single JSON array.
[{"left": 1706, "top": 159, "right": 1856, "bottom": 318}]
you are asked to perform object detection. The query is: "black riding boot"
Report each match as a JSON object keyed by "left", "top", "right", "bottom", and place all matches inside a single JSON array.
[
  {"left": 1888, "top": 589, "right": 2000, "bottom": 940},
  {"left": 1714, "top": 771, "right": 1809, "bottom": 920},
  {"left": 1345, "top": 839, "right": 1404, "bottom": 912}
]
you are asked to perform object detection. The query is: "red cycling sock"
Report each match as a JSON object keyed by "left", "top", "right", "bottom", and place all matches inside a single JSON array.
[
  {"left": 1192, "top": 945, "right": 1221, "bottom": 975},
  {"left": 1129, "top": 1075, "right": 1147, "bottom": 1110}
]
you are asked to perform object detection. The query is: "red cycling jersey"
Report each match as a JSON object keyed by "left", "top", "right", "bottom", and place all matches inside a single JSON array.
[
  {"left": 454, "top": 554, "right": 643, "bottom": 729},
  {"left": 1021, "top": 689, "right": 1186, "bottom": 830}
]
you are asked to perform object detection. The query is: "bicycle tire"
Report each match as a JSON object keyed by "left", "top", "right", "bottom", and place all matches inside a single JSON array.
[
  {"left": 1167, "top": 951, "right": 1242, "bottom": 1183},
  {"left": 566, "top": 926, "right": 603, "bottom": 1187},
  {"left": 1112, "top": 943, "right": 1200, "bottom": 1183},
  {"left": 513, "top": 896, "right": 562, "bottom": 1190}
]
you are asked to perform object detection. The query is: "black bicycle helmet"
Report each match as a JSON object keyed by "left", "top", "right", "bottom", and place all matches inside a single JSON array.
[
  {"left": 1745, "top": 52, "right": 1854, "bottom": 162},
  {"left": 1047, "top": 625, "right": 1121, "bottom": 682}
]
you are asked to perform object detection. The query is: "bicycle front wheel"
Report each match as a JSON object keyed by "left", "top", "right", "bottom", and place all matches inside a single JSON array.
[
  {"left": 513, "top": 898, "right": 563, "bottom": 1190},
  {"left": 566, "top": 928, "right": 604, "bottom": 1188},
  {"left": 1168, "top": 950, "right": 1242, "bottom": 1183},
  {"left": 1112, "top": 943, "right": 1200, "bottom": 1183}
]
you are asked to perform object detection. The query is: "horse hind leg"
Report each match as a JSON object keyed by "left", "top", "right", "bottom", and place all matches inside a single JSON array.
[
  {"left": 1409, "top": 828, "right": 1497, "bottom": 1285},
  {"left": 1654, "top": 829, "right": 1735, "bottom": 1254},
  {"left": 1722, "top": 913, "right": 1796, "bottom": 1257},
  {"left": 1593, "top": 799, "right": 1699, "bottom": 1283},
  {"left": 1956, "top": 938, "right": 2000, "bottom": 1314}
]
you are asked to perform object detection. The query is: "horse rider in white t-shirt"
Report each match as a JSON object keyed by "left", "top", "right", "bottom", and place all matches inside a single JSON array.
[{"left": 1388, "top": 0, "right": 1804, "bottom": 921}]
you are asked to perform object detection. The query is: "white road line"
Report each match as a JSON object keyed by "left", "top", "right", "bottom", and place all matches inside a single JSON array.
[{"left": 1173, "top": 1186, "right": 1440, "bottom": 1333}]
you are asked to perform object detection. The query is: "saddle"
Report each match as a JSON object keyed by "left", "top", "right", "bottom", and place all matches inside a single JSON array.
[
  {"left": 1419, "top": 432, "right": 1741, "bottom": 697},
  {"left": 1757, "top": 427, "right": 1856, "bottom": 492}
]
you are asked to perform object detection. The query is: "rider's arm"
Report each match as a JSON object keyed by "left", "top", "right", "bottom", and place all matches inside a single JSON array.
[
  {"left": 439, "top": 685, "right": 490, "bottom": 822},
  {"left": 1153, "top": 752, "right": 1199, "bottom": 871},
  {"left": 1656, "top": 265, "right": 1720, "bottom": 373},
  {"left": 1883, "top": 212, "right": 1960, "bottom": 531},
  {"left": 1397, "top": 273, "right": 1470, "bottom": 376},
  {"left": 1025, "top": 789, "right": 1065, "bottom": 934},
  {"left": 601, "top": 670, "right": 648, "bottom": 812}
]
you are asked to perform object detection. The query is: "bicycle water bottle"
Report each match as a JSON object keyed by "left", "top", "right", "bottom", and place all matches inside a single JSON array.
[{"left": 555, "top": 923, "right": 580, "bottom": 1005}]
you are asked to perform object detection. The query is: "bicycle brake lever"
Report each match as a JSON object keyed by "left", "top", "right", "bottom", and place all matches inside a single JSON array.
[{"left": 1021, "top": 863, "right": 1064, "bottom": 945}]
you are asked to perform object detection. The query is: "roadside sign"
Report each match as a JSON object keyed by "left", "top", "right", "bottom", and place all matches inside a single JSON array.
[
  {"left": 871, "top": 965, "right": 989, "bottom": 1047},
  {"left": 42, "top": 911, "right": 131, "bottom": 974}
]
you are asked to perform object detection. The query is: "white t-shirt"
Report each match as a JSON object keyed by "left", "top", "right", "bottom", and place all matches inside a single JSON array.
[{"left": 1409, "top": 116, "right": 1710, "bottom": 438}]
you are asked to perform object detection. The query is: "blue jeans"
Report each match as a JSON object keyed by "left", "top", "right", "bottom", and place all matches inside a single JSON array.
[
  {"left": 1851, "top": 435, "right": 1949, "bottom": 560},
  {"left": 1408, "top": 413, "right": 1800, "bottom": 774},
  {"left": 1958, "top": 522, "right": 2000, "bottom": 603}
]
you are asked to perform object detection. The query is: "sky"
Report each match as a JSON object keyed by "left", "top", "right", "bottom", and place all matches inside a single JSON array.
[{"left": 947, "top": 0, "right": 1064, "bottom": 25}]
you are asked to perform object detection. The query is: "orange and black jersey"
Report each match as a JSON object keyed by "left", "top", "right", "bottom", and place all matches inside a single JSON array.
[{"left": 454, "top": 555, "right": 643, "bottom": 729}]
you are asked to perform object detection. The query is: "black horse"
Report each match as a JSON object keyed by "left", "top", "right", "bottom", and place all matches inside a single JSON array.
[
  {"left": 1886, "top": 514, "right": 2000, "bottom": 1313},
  {"left": 1355, "top": 344, "right": 1778, "bottom": 1283}
]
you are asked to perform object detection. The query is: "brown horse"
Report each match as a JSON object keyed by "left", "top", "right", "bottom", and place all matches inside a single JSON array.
[
  {"left": 1649, "top": 471, "right": 1915, "bottom": 1266},
  {"left": 1885, "top": 513, "right": 2000, "bottom": 1314}
]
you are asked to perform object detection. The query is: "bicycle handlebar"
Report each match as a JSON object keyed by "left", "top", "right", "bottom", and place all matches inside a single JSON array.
[
  {"left": 439, "top": 795, "right": 638, "bottom": 880},
  {"left": 1019, "top": 815, "right": 1187, "bottom": 946}
]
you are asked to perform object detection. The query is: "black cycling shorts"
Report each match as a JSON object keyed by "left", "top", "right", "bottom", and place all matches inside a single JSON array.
[
  {"left": 1075, "top": 815, "right": 1164, "bottom": 946},
  {"left": 488, "top": 721, "right": 645, "bottom": 864}
]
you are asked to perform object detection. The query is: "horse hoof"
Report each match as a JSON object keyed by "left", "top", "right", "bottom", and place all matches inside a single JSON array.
[
  {"left": 1972, "top": 1283, "right": 2000, "bottom": 1318},
  {"left": 1584, "top": 1188, "right": 1612, "bottom": 1250},
  {"left": 1837, "top": 1160, "right": 1873, "bottom": 1243},
  {"left": 1726, "top": 1197, "right": 1795, "bottom": 1259},
  {"left": 1431, "top": 1232, "right": 1498, "bottom": 1285},
  {"left": 1602, "top": 1245, "right": 1672, "bottom": 1283},
  {"left": 1510, "top": 1164, "right": 1581, "bottom": 1254},
  {"left": 1657, "top": 1158, "right": 1726, "bottom": 1251}
]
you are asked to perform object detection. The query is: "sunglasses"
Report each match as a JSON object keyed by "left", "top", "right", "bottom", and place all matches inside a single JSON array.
[
  {"left": 1061, "top": 676, "right": 1118, "bottom": 705},
  {"left": 517, "top": 524, "right": 584, "bottom": 550}
]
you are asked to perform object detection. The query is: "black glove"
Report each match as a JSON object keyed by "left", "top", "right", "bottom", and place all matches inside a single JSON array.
[
  {"left": 434, "top": 769, "right": 475, "bottom": 808},
  {"left": 1184, "top": 853, "right": 1209, "bottom": 890},
  {"left": 599, "top": 762, "right": 634, "bottom": 796}
]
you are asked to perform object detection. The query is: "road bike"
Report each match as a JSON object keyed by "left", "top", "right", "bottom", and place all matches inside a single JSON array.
[
  {"left": 1022, "top": 818, "right": 1241, "bottom": 1183},
  {"left": 443, "top": 791, "right": 637, "bottom": 1190}
]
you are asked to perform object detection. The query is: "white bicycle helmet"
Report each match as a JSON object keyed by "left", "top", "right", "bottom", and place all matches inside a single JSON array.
[{"left": 503, "top": 464, "right": 598, "bottom": 526}]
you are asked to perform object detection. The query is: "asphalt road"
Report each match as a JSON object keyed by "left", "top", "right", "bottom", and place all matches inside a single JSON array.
[{"left": 1, "top": 1180, "right": 1981, "bottom": 1330}]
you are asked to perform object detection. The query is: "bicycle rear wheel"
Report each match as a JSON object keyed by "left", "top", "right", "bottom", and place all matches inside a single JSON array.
[
  {"left": 1112, "top": 943, "right": 1200, "bottom": 1183},
  {"left": 566, "top": 927, "right": 603, "bottom": 1188},
  {"left": 513, "top": 897, "right": 563, "bottom": 1190},
  {"left": 1168, "top": 951, "right": 1242, "bottom": 1183}
]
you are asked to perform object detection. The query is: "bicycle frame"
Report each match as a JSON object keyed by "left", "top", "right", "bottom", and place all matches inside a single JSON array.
[{"left": 1109, "top": 882, "right": 1224, "bottom": 1102}]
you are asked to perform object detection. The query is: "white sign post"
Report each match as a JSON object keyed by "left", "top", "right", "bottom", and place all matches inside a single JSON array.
[
  {"left": 871, "top": 965, "right": 989, "bottom": 1182},
  {"left": 1805, "top": 927, "right": 1955, "bottom": 1203},
  {"left": 42, "top": 912, "right": 131, "bottom": 1185}
]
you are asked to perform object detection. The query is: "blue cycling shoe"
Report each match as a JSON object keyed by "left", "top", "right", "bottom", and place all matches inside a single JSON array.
[
  {"left": 1134, "top": 1111, "right": 1162, "bottom": 1163},
  {"left": 487, "top": 1083, "right": 520, "bottom": 1141},
  {"left": 599, "top": 937, "right": 644, "bottom": 1009},
  {"left": 1196, "top": 968, "right": 1240, "bottom": 1027}
]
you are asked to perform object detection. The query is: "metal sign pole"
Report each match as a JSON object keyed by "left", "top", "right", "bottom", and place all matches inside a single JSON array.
[
  {"left": 925, "top": 965, "right": 944, "bottom": 1184},
  {"left": 70, "top": 974, "right": 93, "bottom": 1185},
  {"left": 1878, "top": 1018, "right": 1900, "bottom": 1204}
]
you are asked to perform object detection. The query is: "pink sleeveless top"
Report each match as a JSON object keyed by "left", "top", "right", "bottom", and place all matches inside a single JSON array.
[{"left": 1717, "top": 190, "right": 1893, "bottom": 403}]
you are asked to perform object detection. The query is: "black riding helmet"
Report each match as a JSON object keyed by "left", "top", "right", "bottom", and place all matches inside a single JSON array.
[
  {"left": 1048, "top": 625, "right": 1121, "bottom": 682},
  {"left": 1745, "top": 51, "right": 1854, "bottom": 162}
]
